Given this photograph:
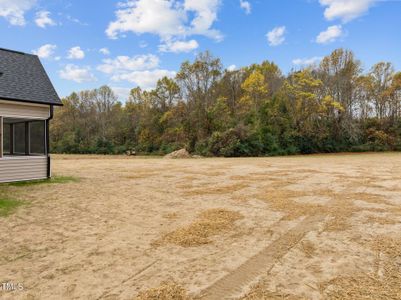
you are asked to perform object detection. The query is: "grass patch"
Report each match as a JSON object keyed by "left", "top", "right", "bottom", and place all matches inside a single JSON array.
[
  {"left": 0, "top": 197, "right": 24, "bottom": 217},
  {"left": 7, "top": 176, "right": 79, "bottom": 187}
]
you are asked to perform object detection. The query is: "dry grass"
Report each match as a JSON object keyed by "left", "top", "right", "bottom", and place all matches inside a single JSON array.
[
  {"left": 135, "top": 281, "right": 192, "bottom": 300},
  {"left": 363, "top": 214, "right": 399, "bottom": 225},
  {"left": 258, "top": 179, "right": 394, "bottom": 232},
  {"left": 348, "top": 192, "right": 391, "bottom": 205},
  {"left": 184, "top": 183, "right": 250, "bottom": 196},
  {"left": 157, "top": 209, "right": 244, "bottom": 247},
  {"left": 163, "top": 212, "right": 179, "bottom": 220},
  {"left": 257, "top": 185, "right": 323, "bottom": 221},
  {"left": 321, "top": 236, "right": 401, "bottom": 300},
  {"left": 125, "top": 172, "right": 158, "bottom": 179}
]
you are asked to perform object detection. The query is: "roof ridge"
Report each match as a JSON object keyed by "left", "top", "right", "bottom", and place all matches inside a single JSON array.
[{"left": 0, "top": 47, "right": 28, "bottom": 55}]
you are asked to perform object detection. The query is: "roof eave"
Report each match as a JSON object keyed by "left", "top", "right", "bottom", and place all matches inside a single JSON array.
[{"left": 0, "top": 96, "right": 63, "bottom": 106}]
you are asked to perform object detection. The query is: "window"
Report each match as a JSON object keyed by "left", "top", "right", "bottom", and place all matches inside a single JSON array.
[
  {"left": 3, "top": 123, "right": 10, "bottom": 154},
  {"left": 30, "top": 121, "right": 45, "bottom": 155}
]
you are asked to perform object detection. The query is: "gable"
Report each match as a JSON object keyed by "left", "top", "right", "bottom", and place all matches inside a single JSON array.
[{"left": 0, "top": 48, "right": 62, "bottom": 106}]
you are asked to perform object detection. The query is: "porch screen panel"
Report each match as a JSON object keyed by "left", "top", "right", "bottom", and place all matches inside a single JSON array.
[
  {"left": 30, "top": 121, "right": 45, "bottom": 155},
  {"left": 3, "top": 123, "right": 10, "bottom": 154},
  {"left": 14, "top": 123, "right": 26, "bottom": 154}
]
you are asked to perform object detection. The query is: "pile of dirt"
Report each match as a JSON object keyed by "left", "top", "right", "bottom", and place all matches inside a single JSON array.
[
  {"left": 135, "top": 281, "right": 192, "bottom": 300},
  {"left": 158, "top": 209, "right": 243, "bottom": 247},
  {"left": 164, "top": 149, "right": 192, "bottom": 159}
]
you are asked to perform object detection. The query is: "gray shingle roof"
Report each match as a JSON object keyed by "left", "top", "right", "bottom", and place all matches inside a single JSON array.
[{"left": 0, "top": 48, "right": 62, "bottom": 106}]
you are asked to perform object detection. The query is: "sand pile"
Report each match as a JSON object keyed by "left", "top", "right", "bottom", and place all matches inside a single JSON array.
[{"left": 164, "top": 149, "right": 192, "bottom": 159}]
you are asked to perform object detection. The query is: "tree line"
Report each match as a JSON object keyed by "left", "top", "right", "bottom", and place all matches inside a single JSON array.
[{"left": 50, "top": 49, "right": 401, "bottom": 156}]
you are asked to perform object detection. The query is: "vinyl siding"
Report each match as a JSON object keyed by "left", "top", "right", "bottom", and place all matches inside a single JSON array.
[
  {"left": 0, "top": 156, "right": 48, "bottom": 183},
  {"left": 0, "top": 100, "right": 50, "bottom": 119}
]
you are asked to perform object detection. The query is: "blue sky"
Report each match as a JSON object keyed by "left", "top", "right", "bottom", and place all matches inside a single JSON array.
[{"left": 1, "top": 0, "right": 400, "bottom": 101}]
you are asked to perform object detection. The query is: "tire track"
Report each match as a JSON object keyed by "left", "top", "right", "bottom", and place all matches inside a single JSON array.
[{"left": 199, "top": 214, "right": 326, "bottom": 300}]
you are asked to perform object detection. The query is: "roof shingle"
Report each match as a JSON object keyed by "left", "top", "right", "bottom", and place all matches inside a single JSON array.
[{"left": 0, "top": 48, "right": 62, "bottom": 106}]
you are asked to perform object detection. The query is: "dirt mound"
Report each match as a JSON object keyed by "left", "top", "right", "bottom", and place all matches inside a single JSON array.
[{"left": 164, "top": 149, "right": 192, "bottom": 159}]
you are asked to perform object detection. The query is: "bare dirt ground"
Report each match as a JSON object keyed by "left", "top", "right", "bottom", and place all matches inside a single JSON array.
[{"left": 1, "top": 153, "right": 401, "bottom": 300}]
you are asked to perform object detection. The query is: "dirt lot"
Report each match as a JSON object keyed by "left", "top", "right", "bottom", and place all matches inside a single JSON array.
[{"left": 1, "top": 153, "right": 401, "bottom": 299}]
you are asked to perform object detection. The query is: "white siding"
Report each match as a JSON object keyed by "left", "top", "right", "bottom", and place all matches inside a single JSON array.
[
  {"left": 0, "top": 100, "right": 50, "bottom": 119},
  {"left": 0, "top": 156, "right": 47, "bottom": 183}
]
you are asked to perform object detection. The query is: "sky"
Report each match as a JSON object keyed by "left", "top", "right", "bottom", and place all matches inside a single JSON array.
[{"left": 0, "top": 0, "right": 400, "bottom": 102}]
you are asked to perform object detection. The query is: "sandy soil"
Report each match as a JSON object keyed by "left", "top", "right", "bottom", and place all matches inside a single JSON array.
[{"left": 1, "top": 153, "right": 401, "bottom": 299}]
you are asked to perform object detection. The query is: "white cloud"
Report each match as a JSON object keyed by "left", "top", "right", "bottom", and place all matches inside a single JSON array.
[
  {"left": 111, "top": 86, "right": 132, "bottom": 102},
  {"left": 32, "top": 44, "right": 57, "bottom": 59},
  {"left": 316, "top": 25, "right": 343, "bottom": 44},
  {"left": 106, "top": 0, "right": 222, "bottom": 51},
  {"left": 319, "top": 0, "right": 378, "bottom": 22},
  {"left": 112, "top": 69, "right": 177, "bottom": 90},
  {"left": 240, "top": 0, "right": 251, "bottom": 14},
  {"left": 266, "top": 26, "right": 286, "bottom": 46},
  {"left": 65, "top": 14, "right": 88, "bottom": 26},
  {"left": 97, "top": 54, "right": 160, "bottom": 74},
  {"left": 227, "top": 65, "right": 237, "bottom": 71},
  {"left": 67, "top": 46, "right": 85, "bottom": 60},
  {"left": 183, "top": 0, "right": 222, "bottom": 39},
  {"left": 159, "top": 39, "right": 199, "bottom": 53},
  {"left": 0, "top": 0, "right": 36, "bottom": 26},
  {"left": 35, "top": 10, "right": 56, "bottom": 28},
  {"left": 292, "top": 56, "right": 323, "bottom": 66},
  {"left": 98, "top": 53, "right": 175, "bottom": 89},
  {"left": 99, "top": 48, "right": 111, "bottom": 55},
  {"left": 59, "top": 64, "right": 97, "bottom": 83},
  {"left": 106, "top": 0, "right": 186, "bottom": 39},
  {"left": 139, "top": 41, "right": 148, "bottom": 48}
]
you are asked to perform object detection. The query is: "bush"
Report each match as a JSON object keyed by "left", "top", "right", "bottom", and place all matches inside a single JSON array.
[
  {"left": 198, "top": 125, "right": 263, "bottom": 157},
  {"left": 94, "top": 138, "right": 115, "bottom": 154}
]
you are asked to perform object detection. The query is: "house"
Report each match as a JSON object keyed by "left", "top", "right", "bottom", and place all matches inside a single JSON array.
[{"left": 0, "top": 48, "right": 62, "bottom": 183}]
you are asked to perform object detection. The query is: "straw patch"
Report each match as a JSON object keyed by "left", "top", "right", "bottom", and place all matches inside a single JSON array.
[
  {"left": 257, "top": 180, "right": 387, "bottom": 232},
  {"left": 348, "top": 192, "right": 391, "bottom": 206},
  {"left": 125, "top": 172, "right": 158, "bottom": 179},
  {"left": 321, "top": 202, "right": 356, "bottom": 232},
  {"left": 135, "top": 281, "right": 192, "bottom": 300},
  {"left": 163, "top": 212, "right": 179, "bottom": 220},
  {"left": 184, "top": 183, "right": 249, "bottom": 196},
  {"left": 158, "top": 209, "right": 244, "bottom": 247},
  {"left": 230, "top": 175, "right": 270, "bottom": 182},
  {"left": 363, "top": 214, "right": 399, "bottom": 226},
  {"left": 257, "top": 187, "right": 322, "bottom": 221},
  {"left": 182, "top": 170, "right": 225, "bottom": 177},
  {"left": 321, "top": 236, "right": 401, "bottom": 300}
]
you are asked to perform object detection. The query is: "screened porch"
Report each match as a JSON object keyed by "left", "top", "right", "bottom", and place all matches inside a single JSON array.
[{"left": 0, "top": 117, "right": 47, "bottom": 158}]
